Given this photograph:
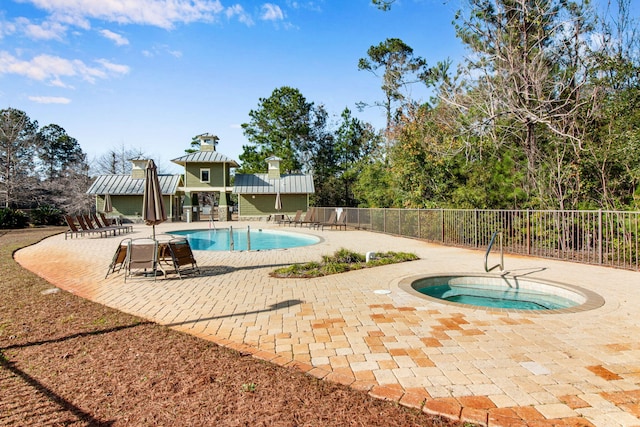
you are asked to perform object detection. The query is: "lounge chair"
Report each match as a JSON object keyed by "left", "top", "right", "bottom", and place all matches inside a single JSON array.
[
  {"left": 76, "top": 215, "right": 110, "bottom": 238},
  {"left": 165, "top": 238, "right": 200, "bottom": 279},
  {"left": 100, "top": 213, "right": 133, "bottom": 233},
  {"left": 105, "top": 238, "right": 131, "bottom": 278},
  {"left": 328, "top": 210, "right": 347, "bottom": 231},
  {"left": 317, "top": 211, "right": 337, "bottom": 230},
  {"left": 95, "top": 213, "right": 132, "bottom": 234},
  {"left": 281, "top": 210, "right": 302, "bottom": 226},
  {"left": 85, "top": 214, "right": 120, "bottom": 237},
  {"left": 124, "top": 238, "right": 162, "bottom": 282},
  {"left": 297, "top": 207, "right": 317, "bottom": 227},
  {"left": 64, "top": 215, "right": 85, "bottom": 239}
]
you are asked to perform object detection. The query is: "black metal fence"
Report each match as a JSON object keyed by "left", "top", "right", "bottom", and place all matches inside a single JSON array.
[{"left": 315, "top": 207, "right": 640, "bottom": 271}]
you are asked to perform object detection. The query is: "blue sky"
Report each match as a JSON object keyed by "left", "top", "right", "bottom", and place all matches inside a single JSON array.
[{"left": 1, "top": 0, "right": 464, "bottom": 173}]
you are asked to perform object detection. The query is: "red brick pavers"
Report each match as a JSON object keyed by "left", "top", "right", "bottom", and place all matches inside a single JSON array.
[{"left": 15, "top": 222, "right": 640, "bottom": 426}]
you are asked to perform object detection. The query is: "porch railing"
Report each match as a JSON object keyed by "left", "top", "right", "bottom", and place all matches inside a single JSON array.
[{"left": 315, "top": 207, "right": 640, "bottom": 271}]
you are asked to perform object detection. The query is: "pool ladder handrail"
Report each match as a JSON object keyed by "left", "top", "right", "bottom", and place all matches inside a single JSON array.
[{"left": 484, "top": 231, "right": 504, "bottom": 272}]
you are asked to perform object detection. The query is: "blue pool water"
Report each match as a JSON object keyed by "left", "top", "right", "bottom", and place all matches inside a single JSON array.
[
  {"left": 169, "top": 228, "right": 320, "bottom": 251},
  {"left": 416, "top": 283, "right": 579, "bottom": 310}
]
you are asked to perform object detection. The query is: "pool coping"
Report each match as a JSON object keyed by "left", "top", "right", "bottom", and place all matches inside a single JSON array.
[
  {"left": 164, "top": 227, "right": 325, "bottom": 251},
  {"left": 398, "top": 272, "right": 606, "bottom": 314}
]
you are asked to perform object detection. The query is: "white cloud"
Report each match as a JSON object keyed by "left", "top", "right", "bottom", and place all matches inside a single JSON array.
[
  {"left": 0, "top": 18, "right": 17, "bottom": 39},
  {"left": 100, "top": 29, "right": 129, "bottom": 46},
  {"left": 141, "top": 44, "right": 182, "bottom": 58},
  {"left": 28, "top": 95, "right": 72, "bottom": 104},
  {"left": 225, "top": 4, "right": 254, "bottom": 26},
  {"left": 22, "top": 0, "right": 226, "bottom": 29},
  {"left": 2, "top": 17, "right": 69, "bottom": 41},
  {"left": 19, "top": 17, "right": 68, "bottom": 40},
  {"left": 0, "top": 51, "right": 129, "bottom": 85},
  {"left": 261, "top": 3, "right": 284, "bottom": 21},
  {"left": 95, "top": 59, "right": 130, "bottom": 75},
  {"left": 286, "top": 1, "right": 322, "bottom": 12}
]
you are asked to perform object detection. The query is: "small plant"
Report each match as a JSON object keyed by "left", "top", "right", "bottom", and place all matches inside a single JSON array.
[
  {"left": 322, "top": 248, "right": 365, "bottom": 264},
  {"left": 322, "top": 262, "right": 350, "bottom": 275},
  {"left": 271, "top": 248, "right": 418, "bottom": 278},
  {"left": 92, "top": 317, "right": 108, "bottom": 326},
  {"left": 59, "top": 314, "right": 75, "bottom": 324},
  {"left": 241, "top": 382, "right": 257, "bottom": 392}
]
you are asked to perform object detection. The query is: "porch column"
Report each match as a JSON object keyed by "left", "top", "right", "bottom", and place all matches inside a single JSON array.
[
  {"left": 218, "top": 192, "right": 230, "bottom": 221},
  {"left": 183, "top": 192, "right": 194, "bottom": 223}
]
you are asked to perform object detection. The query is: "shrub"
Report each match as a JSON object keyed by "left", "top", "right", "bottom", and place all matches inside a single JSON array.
[
  {"left": 30, "top": 205, "right": 64, "bottom": 226},
  {"left": 0, "top": 208, "right": 29, "bottom": 229},
  {"left": 327, "top": 248, "right": 365, "bottom": 264},
  {"left": 322, "top": 262, "right": 350, "bottom": 275}
]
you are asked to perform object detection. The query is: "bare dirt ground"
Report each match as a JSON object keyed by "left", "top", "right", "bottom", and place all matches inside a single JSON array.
[{"left": 0, "top": 228, "right": 467, "bottom": 426}]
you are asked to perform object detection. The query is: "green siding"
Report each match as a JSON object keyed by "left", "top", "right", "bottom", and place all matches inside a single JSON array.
[
  {"left": 239, "top": 194, "right": 307, "bottom": 217},
  {"left": 100, "top": 195, "right": 172, "bottom": 219},
  {"left": 184, "top": 162, "right": 227, "bottom": 188}
]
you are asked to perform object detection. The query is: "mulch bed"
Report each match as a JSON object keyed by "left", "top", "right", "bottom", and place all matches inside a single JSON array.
[{"left": 0, "top": 228, "right": 467, "bottom": 426}]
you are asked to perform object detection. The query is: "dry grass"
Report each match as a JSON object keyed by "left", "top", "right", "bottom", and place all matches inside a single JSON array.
[{"left": 0, "top": 228, "right": 467, "bottom": 427}]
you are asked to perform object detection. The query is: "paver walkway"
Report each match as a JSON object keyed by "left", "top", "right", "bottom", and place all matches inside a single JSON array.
[{"left": 15, "top": 221, "right": 640, "bottom": 426}]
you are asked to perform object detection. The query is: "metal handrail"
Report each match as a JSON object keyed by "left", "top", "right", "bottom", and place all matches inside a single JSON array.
[{"left": 485, "top": 231, "right": 504, "bottom": 272}]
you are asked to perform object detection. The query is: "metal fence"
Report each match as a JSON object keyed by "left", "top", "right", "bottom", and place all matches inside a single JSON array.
[{"left": 315, "top": 207, "right": 640, "bottom": 271}]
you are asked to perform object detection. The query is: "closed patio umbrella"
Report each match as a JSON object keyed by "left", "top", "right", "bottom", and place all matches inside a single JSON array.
[
  {"left": 143, "top": 159, "right": 167, "bottom": 239},
  {"left": 103, "top": 193, "right": 113, "bottom": 213},
  {"left": 275, "top": 190, "right": 282, "bottom": 211}
]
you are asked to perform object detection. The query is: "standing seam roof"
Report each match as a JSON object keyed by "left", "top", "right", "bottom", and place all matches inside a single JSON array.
[
  {"left": 171, "top": 151, "right": 239, "bottom": 166},
  {"left": 233, "top": 173, "right": 315, "bottom": 194},
  {"left": 86, "top": 174, "right": 181, "bottom": 195}
]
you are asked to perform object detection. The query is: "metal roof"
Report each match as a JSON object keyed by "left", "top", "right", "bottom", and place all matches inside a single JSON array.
[
  {"left": 86, "top": 174, "right": 182, "bottom": 196},
  {"left": 171, "top": 150, "right": 239, "bottom": 167},
  {"left": 233, "top": 173, "right": 315, "bottom": 194}
]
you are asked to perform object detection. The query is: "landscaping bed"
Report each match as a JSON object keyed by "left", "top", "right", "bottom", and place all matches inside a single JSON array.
[{"left": 271, "top": 248, "right": 418, "bottom": 278}]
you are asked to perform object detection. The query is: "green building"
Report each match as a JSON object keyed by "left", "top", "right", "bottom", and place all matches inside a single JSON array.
[
  {"left": 87, "top": 135, "right": 314, "bottom": 222},
  {"left": 233, "top": 156, "right": 315, "bottom": 220}
]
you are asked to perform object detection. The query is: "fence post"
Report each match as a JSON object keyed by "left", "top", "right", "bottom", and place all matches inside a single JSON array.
[
  {"left": 598, "top": 209, "right": 602, "bottom": 265},
  {"left": 384, "top": 209, "right": 386, "bottom": 234},
  {"left": 441, "top": 209, "right": 445, "bottom": 243},
  {"left": 474, "top": 209, "right": 478, "bottom": 248},
  {"left": 418, "top": 208, "right": 421, "bottom": 239},
  {"left": 527, "top": 209, "right": 531, "bottom": 255}
]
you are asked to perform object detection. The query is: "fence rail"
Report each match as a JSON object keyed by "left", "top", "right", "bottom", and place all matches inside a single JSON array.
[{"left": 315, "top": 207, "right": 640, "bottom": 271}]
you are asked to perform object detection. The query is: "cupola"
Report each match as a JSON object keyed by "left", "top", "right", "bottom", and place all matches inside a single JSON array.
[{"left": 266, "top": 156, "right": 281, "bottom": 179}]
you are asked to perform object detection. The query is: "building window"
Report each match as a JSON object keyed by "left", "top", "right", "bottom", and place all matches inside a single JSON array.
[{"left": 200, "top": 168, "right": 210, "bottom": 183}]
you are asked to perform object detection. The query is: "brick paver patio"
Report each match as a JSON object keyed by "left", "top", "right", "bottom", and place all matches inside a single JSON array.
[{"left": 15, "top": 221, "right": 640, "bottom": 426}]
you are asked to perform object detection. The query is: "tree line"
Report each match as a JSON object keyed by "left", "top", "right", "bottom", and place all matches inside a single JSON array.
[
  {"left": 2, "top": 0, "right": 638, "bottom": 220},
  {"left": 239, "top": 0, "right": 640, "bottom": 210},
  {"left": 0, "top": 108, "right": 92, "bottom": 220}
]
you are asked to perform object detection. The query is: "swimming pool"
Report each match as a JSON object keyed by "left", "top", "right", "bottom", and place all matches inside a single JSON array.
[
  {"left": 169, "top": 228, "right": 320, "bottom": 251},
  {"left": 399, "top": 274, "right": 604, "bottom": 312}
]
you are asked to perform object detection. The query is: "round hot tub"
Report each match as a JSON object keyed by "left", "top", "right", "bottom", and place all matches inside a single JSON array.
[{"left": 399, "top": 274, "right": 604, "bottom": 313}]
